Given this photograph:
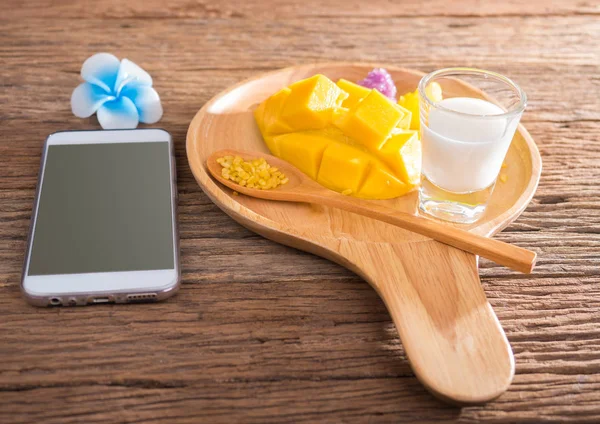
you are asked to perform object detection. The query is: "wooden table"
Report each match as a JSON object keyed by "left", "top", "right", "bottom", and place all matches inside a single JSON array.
[{"left": 1, "top": 1, "right": 599, "bottom": 422}]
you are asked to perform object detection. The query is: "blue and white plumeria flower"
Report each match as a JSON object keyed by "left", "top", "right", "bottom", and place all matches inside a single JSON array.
[{"left": 71, "top": 53, "right": 163, "bottom": 129}]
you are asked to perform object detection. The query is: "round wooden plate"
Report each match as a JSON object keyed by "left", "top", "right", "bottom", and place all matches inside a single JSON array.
[{"left": 186, "top": 64, "right": 542, "bottom": 404}]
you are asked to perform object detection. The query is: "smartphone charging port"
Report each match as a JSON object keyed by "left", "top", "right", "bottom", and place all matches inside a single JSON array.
[{"left": 92, "top": 297, "right": 111, "bottom": 304}]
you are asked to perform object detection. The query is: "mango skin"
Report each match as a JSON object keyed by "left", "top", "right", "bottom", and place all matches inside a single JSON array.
[{"left": 254, "top": 74, "right": 423, "bottom": 199}]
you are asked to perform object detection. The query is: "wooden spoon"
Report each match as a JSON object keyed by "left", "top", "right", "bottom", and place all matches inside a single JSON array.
[{"left": 207, "top": 149, "right": 536, "bottom": 274}]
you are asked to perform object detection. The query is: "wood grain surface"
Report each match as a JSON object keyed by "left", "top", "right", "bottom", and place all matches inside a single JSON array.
[{"left": 1, "top": 0, "right": 599, "bottom": 422}]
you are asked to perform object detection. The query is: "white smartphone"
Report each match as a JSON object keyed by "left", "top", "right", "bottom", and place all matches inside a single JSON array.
[{"left": 22, "top": 129, "right": 180, "bottom": 306}]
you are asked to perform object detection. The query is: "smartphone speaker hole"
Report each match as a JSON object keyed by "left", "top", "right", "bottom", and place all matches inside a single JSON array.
[{"left": 126, "top": 293, "right": 157, "bottom": 303}]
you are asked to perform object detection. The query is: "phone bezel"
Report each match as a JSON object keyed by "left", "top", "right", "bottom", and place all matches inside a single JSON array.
[{"left": 21, "top": 129, "right": 180, "bottom": 306}]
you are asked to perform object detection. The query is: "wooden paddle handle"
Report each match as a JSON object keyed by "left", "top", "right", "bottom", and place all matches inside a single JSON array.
[
  {"left": 346, "top": 242, "right": 515, "bottom": 404},
  {"left": 318, "top": 195, "right": 536, "bottom": 273}
]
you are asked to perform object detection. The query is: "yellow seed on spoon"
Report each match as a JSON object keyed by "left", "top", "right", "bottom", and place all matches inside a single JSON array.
[{"left": 217, "top": 156, "right": 288, "bottom": 190}]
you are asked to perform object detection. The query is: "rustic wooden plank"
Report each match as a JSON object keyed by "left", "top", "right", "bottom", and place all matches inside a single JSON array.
[
  {"left": 0, "top": 118, "right": 598, "bottom": 275},
  {"left": 1, "top": 1, "right": 599, "bottom": 422},
  {"left": 2, "top": 374, "right": 599, "bottom": 424},
  {"left": 3, "top": 0, "right": 600, "bottom": 20},
  {"left": 1, "top": 17, "right": 598, "bottom": 124}
]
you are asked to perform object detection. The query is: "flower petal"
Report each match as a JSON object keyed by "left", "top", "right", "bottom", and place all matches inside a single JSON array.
[
  {"left": 97, "top": 97, "right": 139, "bottom": 129},
  {"left": 120, "top": 83, "right": 163, "bottom": 124},
  {"left": 71, "top": 82, "right": 114, "bottom": 118},
  {"left": 115, "top": 58, "right": 153, "bottom": 94},
  {"left": 81, "top": 53, "right": 121, "bottom": 93}
]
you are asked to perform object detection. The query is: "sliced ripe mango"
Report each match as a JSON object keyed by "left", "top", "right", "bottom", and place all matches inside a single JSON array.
[
  {"left": 395, "top": 103, "right": 412, "bottom": 130},
  {"left": 263, "top": 87, "right": 293, "bottom": 135},
  {"left": 254, "top": 74, "right": 426, "bottom": 199},
  {"left": 398, "top": 82, "right": 443, "bottom": 130},
  {"left": 317, "top": 142, "right": 371, "bottom": 193},
  {"left": 336, "top": 79, "right": 371, "bottom": 109},
  {"left": 255, "top": 97, "right": 281, "bottom": 154},
  {"left": 273, "top": 132, "right": 331, "bottom": 180},
  {"left": 426, "top": 82, "right": 443, "bottom": 103},
  {"left": 398, "top": 90, "right": 421, "bottom": 130},
  {"left": 397, "top": 90, "right": 420, "bottom": 130},
  {"left": 331, "top": 107, "right": 348, "bottom": 123},
  {"left": 334, "top": 89, "right": 405, "bottom": 151},
  {"left": 335, "top": 79, "right": 412, "bottom": 130},
  {"left": 262, "top": 136, "right": 281, "bottom": 157},
  {"left": 301, "top": 126, "right": 354, "bottom": 146},
  {"left": 379, "top": 130, "right": 421, "bottom": 185},
  {"left": 281, "top": 74, "right": 348, "bottom": 131},
  {"left": 357, "top": 166, "right": 411, "bottom": 199},
  {"left": 253, "top": 99, "right": 266, "bottom": 134}
]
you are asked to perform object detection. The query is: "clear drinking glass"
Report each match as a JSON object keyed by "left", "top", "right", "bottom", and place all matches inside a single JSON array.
[{"left": 418, "top": 68, "right": 527, "bottom": 224}]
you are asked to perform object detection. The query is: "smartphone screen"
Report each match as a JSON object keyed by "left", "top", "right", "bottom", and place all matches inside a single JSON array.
[{"left": 28, "top": 141, "right": 175, "bottom": 276}]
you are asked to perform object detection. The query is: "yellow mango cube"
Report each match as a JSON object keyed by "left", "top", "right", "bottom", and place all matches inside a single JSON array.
[
  {"left": 395, "top": 103, "right": 412, "bottom": 130},
  {"left": 379, "top": 130, "right": 421, "bottom": 185},
  {"left": 253, "top": 99, "right": 267, "bottom": 134},
  {"left": 281, "top": 75, "right": 348, "bottom": 131},
  {"left": 397, "top": 90, "right": 420, "bottom": 130},
  {"left": 426, "top": 82, "right": 443, "bottom": 103},
  {"left": 317, "top": 142, "right": 370, "bottom": 193},
  {"left": 302, "top": 126, "right": 353, "bottom": 145},
  {"left": 334, "top": 89, "right": 405, "bottom": 151},
  {"left": 336, "top": 79, "right": 371, "bottom": 109},
  {"left": 273, "top": 132, "right": 331, "bottom": 179},
  {"left": 262, "top": 136, "right": 281, "bottom": 157},
  {"left": 331, "top": 108, "right": 347, "bottom": 127},
  {"left": 254, "top": 73, "right": 425, "bottom": 200},
  {"left": 398, "top": 82, "right": 442, "bottom": 130},
  {"left": 357, "top": 166, "right": 411, "bottom": 199},
  {"left": 263, "top": 87, "right": 293, "bottom": 135}
]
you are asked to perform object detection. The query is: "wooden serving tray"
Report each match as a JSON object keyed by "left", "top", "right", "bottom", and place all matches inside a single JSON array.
[{"left": 186, "top": 64, "right": 542, "bottom": 404}]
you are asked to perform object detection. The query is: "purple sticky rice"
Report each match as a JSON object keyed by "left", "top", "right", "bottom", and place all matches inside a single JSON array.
[{"left": 357, "top": 68, "right": 397, "bottom": 100}]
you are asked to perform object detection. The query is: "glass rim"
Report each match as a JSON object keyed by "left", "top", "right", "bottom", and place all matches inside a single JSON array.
[{"left": 418, "top": 67, "right": 527, "bottom": 120}]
